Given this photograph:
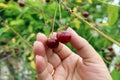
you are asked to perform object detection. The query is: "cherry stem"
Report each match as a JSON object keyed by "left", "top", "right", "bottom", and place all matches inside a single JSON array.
[
  {"left": 59, "top": 0, "right": 120, "bottom": 47},
  {"left": 51, "top": 5, "right": 58, "bottom": 35},
  {"left": 59, "top": 2, "right": 62, "bottom": 24}
]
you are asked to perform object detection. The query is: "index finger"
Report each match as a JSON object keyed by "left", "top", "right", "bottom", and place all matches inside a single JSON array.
[{"left": 67, "top": 27, "right": 101, "bottom": 60}]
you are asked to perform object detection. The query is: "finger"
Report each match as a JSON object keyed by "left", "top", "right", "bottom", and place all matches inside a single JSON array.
[
  {"left": 34, "top": 41, "right": 46, "bottom": 57},
  {"left": 50, "top": 33, "right": 72, "bottom": 60},
  {"left": 36, "top": 33, "right": 54, "bottom": 58},
  {"left": 36, "top": 55, "right": 53, "bottom": 80},
  {"left": 47, "top": 63, "right": 54, "bottom": 74},
  {"left": 67, "top": 27, "right": 101, "bottom": 60},
  {"left": 36, "top": 33, "right": 47, "bottom": 45},
  {"left": 48, "top": 53, "right": 61, "bottom": 68},
  {"left": 53, "top": 43, "right": 72, "bottom": 60},
  {"left": 36, "top": 33, "right": 61, "bottom": 68}
]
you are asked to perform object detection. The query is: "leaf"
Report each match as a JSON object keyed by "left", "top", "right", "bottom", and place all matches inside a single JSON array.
[
  {"left": 30, "top": 60, "right": 36, "bottom": 69},
  {"left": 0, "top": 28, "right": 4, "bottom": 36},
  {"left": 27, "top": 33, "right": 35, "bottom": 41},
  {"left": 76, "top": 0, "right": 82, "bottom": 3},
  {"left": 73, "top": 19, "right": 81, "bottom": 29},
  {"left": 43, "top": 26, "right": 51, "bottom": 36},
  {"left": 107, "top": 5, "right": 119, "bottom": 26},
  {"left": 0, "top": 3, "right": 7, "bottom": 8},
  {"left": 28, "top": 53, "right": 34, "bottom": 61},
  {"left": 88, "top": 0, "right": 92, "bottom": 4},
  {"left": 111, "top": 69, "right": 120, "bottom": 80}
]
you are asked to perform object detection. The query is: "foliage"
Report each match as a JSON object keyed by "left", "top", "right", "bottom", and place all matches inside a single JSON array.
[{"left": 0, "top": 0, "right": 120, "bottom": 80}]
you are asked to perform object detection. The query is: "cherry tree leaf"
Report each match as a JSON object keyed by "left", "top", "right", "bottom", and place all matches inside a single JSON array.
[{"left": 107, "top": 5, "right": 119, "bottom": 26}]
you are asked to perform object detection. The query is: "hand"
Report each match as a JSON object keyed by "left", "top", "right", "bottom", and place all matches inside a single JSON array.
[{"left": 33, "top": 27, "right": 112, "bottom": 80}]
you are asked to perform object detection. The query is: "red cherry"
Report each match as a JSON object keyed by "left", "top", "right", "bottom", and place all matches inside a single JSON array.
[
  {"left": 46, "top": 38, "right": 59, "bottom": 48},
  {"left": 19, "top": 1, "right": 25, "bottom": 7},
  {"left": 1, "top": 52, "right": 7, "bottom": 57},
  {"left": 45, "top": 0, "right": 50, "bottom": 2},
  {"left": 108, "top": 46, "right": 113, "bottom": 51},
  {"left": 57, "top": 31, "right": 71, "bottom": 44},
  {"left": 82, "top": 11, "right": 89, "bottom": 17}
]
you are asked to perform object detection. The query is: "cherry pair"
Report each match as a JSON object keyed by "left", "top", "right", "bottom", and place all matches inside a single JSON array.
[{"left": 46, "top": 31, "right": 71, "bottom": 48}]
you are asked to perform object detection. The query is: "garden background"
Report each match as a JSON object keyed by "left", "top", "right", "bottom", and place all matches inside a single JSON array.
[{"left": 0, "top": 0, "right": 120, "bottom": 80}]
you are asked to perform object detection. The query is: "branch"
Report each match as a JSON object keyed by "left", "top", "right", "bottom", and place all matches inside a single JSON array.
[
  {"left": 3, "top": 22, "right": 33, "bottom": 49},
  {"left": 59, "top": 0, "right": 120, "bottom": 47}
]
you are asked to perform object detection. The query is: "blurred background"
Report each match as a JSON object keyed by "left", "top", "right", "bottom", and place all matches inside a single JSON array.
[{"left": 0, "top": 0, "right": 120, "bottom": 80}]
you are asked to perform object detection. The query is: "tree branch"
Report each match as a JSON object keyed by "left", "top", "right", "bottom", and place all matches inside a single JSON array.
[{"left": 59, "top": 0, "right": 120, "bottom": 46}]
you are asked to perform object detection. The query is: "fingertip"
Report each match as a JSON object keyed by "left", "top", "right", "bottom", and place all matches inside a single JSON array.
[
  {"left": 33, "top": 41, "right": 46, "bottom": 57},
  {"left": 36, "top": 33, "right": 47, "bottom": 44},
  {"left": 66, "top": 27, "right": 72, "bottom": 31}
]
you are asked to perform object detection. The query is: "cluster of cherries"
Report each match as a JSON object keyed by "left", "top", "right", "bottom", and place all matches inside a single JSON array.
[
  {"left": 101, "top": 46, "right": 115, "bottom": 61},
  {"left": 46, "top": 31, "right": 71, "bottom": 48},
  {"left": 5, "top": 0, "right": 25, "bottom": 7},
  {"left": 0, "top": 47, "right": 19, "bottom": 58},
  {"left": 0, "top": 50, "right": 12, "bottom": 58}
]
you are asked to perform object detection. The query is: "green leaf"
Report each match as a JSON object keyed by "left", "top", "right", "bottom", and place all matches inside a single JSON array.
[
  {"left": 43, "top": 26, "right": 51, "bottom": 37},
  {"left": 107, "top": 5, "right": 119, "bottom": 26},
  {"left": 111, "top": 69, "right": 120, "bottom": 80},
  {"left": 0, "top": 28, "right": 5, "bottom": 36}
]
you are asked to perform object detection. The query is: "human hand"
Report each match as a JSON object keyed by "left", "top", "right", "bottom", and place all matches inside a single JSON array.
[{"left": 34, "top": 27, "right": 112, "bottom": 80}]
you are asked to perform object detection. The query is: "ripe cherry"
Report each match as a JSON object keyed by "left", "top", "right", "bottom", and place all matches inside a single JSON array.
[
  {"left": 108, "top": 46, "right": 113, "bottom": 51},
  {"left": 19, "top": 1, "right": 25, "bottom": 7},
  {"left": 82, "top": 11, "right": 89, "bottom": 17},
  {"left": 46, "top": 38, "right": 59, "bottom": 48},
  {"left": 1, "top": 52, "right": 7, "bottom": 57},
  {"left": 45, "top": 0, "right": 50, "bottom": 3},
  {"left": 57, "top": 31, "right": 71, "bottom": 44}
]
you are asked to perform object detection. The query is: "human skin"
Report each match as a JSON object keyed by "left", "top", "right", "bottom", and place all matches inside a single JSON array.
[{"left": 33, "top": 27, "right": 112, "bottom": 80}]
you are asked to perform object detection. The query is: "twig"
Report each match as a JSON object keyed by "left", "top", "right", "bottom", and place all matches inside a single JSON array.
[
  {"left": 3, "top": 22, "right": 33, "bottom": 49},
  {"left": 0, "top": 54, "right": 13, "bottom": 63},
  {"left": 0, "top": 50, "right": 25, "bottom": 63}
]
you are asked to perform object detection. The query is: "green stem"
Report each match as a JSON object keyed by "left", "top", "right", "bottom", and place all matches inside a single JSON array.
[
  {"left": 59, "top": 3, "right": 62, "bottom": 24},
  {"left": 52, "top": 6, "right": 58, "bottom": 34}
]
